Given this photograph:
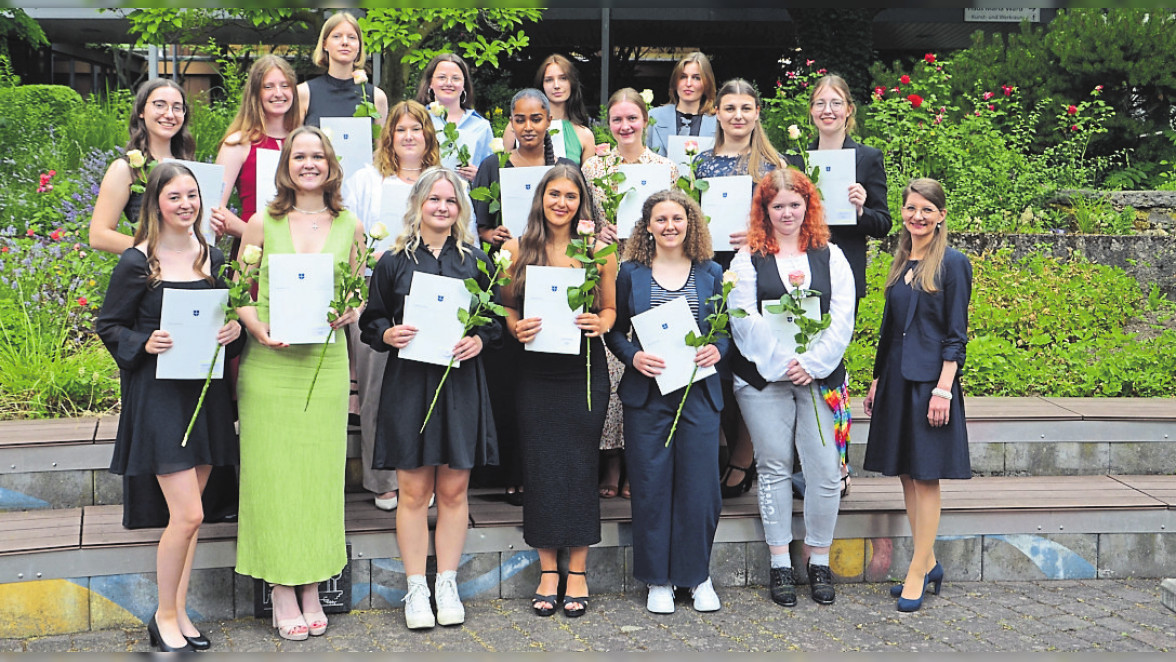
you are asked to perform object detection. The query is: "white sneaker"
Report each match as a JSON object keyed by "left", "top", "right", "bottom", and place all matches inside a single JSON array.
[
  {"left": 403, "top": 580, "right": 435, "bottom": 629},
  {"left": 691, "top": 577, "right": 721, "bottom": 612},
  {"left": 646, "top": 584, "right": 675, "bottom": 614},
  {"left": 374, "top": 491, "right": 398, "bottom": 511},
  {"left": 434, "top": 571, "right": 465, "bottom": 626}
]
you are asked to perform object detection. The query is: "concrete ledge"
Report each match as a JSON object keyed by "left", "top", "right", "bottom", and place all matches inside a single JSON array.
[{"left": 1162, "top": 578, "right": 1176, "bottom": 614}]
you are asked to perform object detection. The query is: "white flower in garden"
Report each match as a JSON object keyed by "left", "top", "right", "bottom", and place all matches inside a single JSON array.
[
  {"left": 369, "top": 222, "right": 389, "bottom": 240},
  {"left": 351, "top": 70, "right": 368, "bottom": 86},
  {"left": 126, "top": 150, "right": 146, "bottom": 169},
  {"left": 788, "top": 124, "right": 801, "bottom": 141},
  {"left": 241, "top": 244, "right": 263, "bottom": 266}
]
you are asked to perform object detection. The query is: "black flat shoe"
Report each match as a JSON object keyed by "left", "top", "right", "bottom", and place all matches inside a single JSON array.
[
  {"left": 505, "top": 486, "right": 524, "bottom": 507},
  {"left": 185, "top": 632, "right": 211, "bottom": 650},
  {"left": 720, "top": 463, "right": 754, "bottom": 498},
  {"left": 147, "top": 616, "right": 196, "bottom": 652}
]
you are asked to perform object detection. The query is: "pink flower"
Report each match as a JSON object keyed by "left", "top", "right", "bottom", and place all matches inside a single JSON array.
[
  {"left": 873, "top": 86, "right": 885, "bottom": 98},
  {"left": 1095, "top": 85, "right": 1104, "bottom": 91},
  {"left": 594, "top": 143, "right": 610, "bottom": 157},
  {"left": 988, "top": 104, "right": 995, "bottom": 111},
  {"left": 983, "top": 91, "right": 994, "bottom": 100},
  {"left": 1002, "top": 85, "right": 1013, "bottom": 96},
  {"left": 26, "top": 228, "right": 34, "bottom": 237},
  {"left": 787, "top": 71, "right": 797, "bottom": 79},
  {"left": 73, "top": 243, "right": 81, "bottom": 251},
  {"left": 933, "top": 115, "right": 943, "bottom": 125},
  {"left": 0, "top": 247, "right": 8, "bottom": 253},
  {"left": 787, "top": 270, "right": 805, "bottom": 288},
  {"left": 683, "top": 139, "right": 699, "bottom": 154},
  {"left": 50, "top": 229, "right": 63, "bottom": 241},
  {"left": 900, "top": 75, "right": 911, "bottom": 85},
  {"left": 577, "top": 219, "right": 595, "bottom": 236},
  {"left": 806, "top": 59, "right": 815, "bottom": 67},
  {"left": 1067, "top": 105, "right": 1077, "bottom": 115},
  {"left": 77, "top": 297, "right": 88, "bottom": 306},
  {"left": 817, "top": 68, "right": 827, "bottom": 75},
  {"left": 924, "top": 53, "right": 936, "bottom": 64},
  {"left": 1071, "top": 124, "right": 1079, "bottom": 131},
  {"left": 907, "top": 94, "right": 924, "bottom": 109}
]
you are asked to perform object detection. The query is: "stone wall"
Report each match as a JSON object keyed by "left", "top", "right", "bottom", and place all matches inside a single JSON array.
[
  {"left": 879, "top": 232, "right": 1176, "bottom": 300},
  {"left": 1056, "top": 189, "right": 1176, "bottom": 233}
]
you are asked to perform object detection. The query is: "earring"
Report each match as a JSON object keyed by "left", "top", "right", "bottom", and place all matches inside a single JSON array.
[
  {"left": 460, "top": 89, "right": 468, "bottom": 106},
  {"left": 428, "top": 88, "right": 435, "bottom": 103},
  {"left": 648, "top": 232, "right": 654, "bottom": 242},
  {"left": 936, "top": 223, "right": 942, "bottom": 230}
]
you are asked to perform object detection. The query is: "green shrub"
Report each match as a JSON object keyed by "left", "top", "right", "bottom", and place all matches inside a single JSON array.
[{"left": 848, "top": 244, "right": 1176, "bottom": 398}]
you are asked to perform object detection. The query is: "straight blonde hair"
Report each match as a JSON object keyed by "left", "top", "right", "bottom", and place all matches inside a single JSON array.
[
  {"left": 390, "top": 167, "right": 474, "bottom": 262},
  {"left": 312, "top": 12, "right": 365, "bottom": 69}
]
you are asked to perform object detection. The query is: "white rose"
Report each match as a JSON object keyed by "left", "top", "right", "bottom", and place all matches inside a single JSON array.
[
  {"left": 640, "top": 88, "right": 655, "bottom": 105},
  {"left": 126, "top": 150, "right": 146, "bottom": 169},
  {"left": 240, "top": 244, "right": 263, "bottom": 266},
  {"left": 351, "top": 70, "right": 368, "bottom": 86},
  {"left": 495, "top": 248, "right": 512, "bottom": 269},
  {"left": 787, "top": 124, "right": 801, "bottom": 141},
  {"left": 490, "top": 137, "right": 505, "bottom": 153},
  {"left": 428, "top": 102, "right": 446, "bottom": 118},
  {"left": 369, "top": 222, "right": 389, "bottom": 240},
  {"left": 722, "top": 270, "right": 738, "bottom": 287}
]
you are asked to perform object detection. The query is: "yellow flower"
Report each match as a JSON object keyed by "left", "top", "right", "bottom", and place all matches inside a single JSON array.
[
  {"left": 240, "top": 244, "right": 263, "bottom": 266},
  {"left": 722, "top": 270, "right": 738, "bottom": 287},
  {"left": 126, "top": 150, "right": 146, "bottom": 169},
  {"left": 369, "top": 222, "right": 389, "bottom": 241}
]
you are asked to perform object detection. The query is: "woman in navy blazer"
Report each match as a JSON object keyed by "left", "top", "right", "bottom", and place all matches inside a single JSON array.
[
  {"left": 605, "top": 188, "right": 728, "bottom": 615},
  {"left": 863, "top": 178, "right": 972, "bottom": 613},
  {"left": 646, "top": 52, "right": 719, "bottom": 157}
]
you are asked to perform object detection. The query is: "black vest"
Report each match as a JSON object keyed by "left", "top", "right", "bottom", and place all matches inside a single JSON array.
[{"left": 731, "top": 246, "right": 847, "bottom": 390}]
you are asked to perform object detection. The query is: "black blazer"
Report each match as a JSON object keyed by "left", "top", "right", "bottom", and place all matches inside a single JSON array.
[
  {"left": 873, "top": 247, "right": 972, "bottom": 383},
  {"left": 605, "top": 260, "right": 729, "bottom": 409},
  {"left": 785, "top": 135, "right": 891, "bottom": 299}
]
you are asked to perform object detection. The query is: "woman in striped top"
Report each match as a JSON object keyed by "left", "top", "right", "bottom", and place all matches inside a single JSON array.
[{"left": 604, "top": 188, "right": 728, "bottom": 614}]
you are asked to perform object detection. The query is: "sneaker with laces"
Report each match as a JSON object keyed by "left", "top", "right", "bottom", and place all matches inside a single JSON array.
[
  {"left": 691, "top": 577, "right": 721, "bottom": 612},
  {"left": 403, "top": 580, "right": 436, "bottom": 629},
  {"left": 807, "top": 562, "right": 836, "bottom": 605},
  {"left": 434, "top": 571, "right": 465, "bottom": 626},
  {"left": 646, "top": 584, "right": 675, "bottom": 614}
]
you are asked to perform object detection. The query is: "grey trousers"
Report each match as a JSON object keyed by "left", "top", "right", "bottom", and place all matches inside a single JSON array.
[
  {"left": 348, "top": 321, "right": 398, "bottom": 494},
  {"left": 735, "top": 380, "right": 841, "bottom": 548}
]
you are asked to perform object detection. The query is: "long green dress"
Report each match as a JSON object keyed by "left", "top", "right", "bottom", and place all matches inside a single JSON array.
[{"left": 235, "top": 208, "right": 357, "bottom": 586}]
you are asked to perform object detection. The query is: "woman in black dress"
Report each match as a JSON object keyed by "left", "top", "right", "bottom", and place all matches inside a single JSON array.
[
  {"left": 96, "top": 162, "right": 244, "bottom": 651},
  {"left": 500, "top": 164, "right": 618, "bottom": 618},
  {"left": 297, "top": 12, "right": 388, "bottom": 128},
  {"left": 863, "top": 178, "right": 972, "bottom": 613},
  {"left": 359, "top": 167, "right": 500, "bottom": 630}
]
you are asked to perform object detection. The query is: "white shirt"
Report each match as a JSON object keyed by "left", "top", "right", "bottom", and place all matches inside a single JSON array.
[{"left": 729, "top": 243, "right": 856, "bottom": 385}]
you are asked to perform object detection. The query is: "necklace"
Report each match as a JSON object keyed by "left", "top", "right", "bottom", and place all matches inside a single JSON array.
[
  {"left": 293, "top": 204, "right": 328, "bottom": 231},
  {"left": 400, "top": 166, "right": 422, "bottom": 171}
]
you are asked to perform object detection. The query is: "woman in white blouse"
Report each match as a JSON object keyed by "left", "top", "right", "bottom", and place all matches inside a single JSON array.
[{"left": 729, "top": 168, "right": 854, "bottom": 608}]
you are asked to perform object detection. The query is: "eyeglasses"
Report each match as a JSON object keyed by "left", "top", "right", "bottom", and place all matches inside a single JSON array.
[
  {"left": 902, "top": 205, "right": 940, "bottom": 216},
  {"left": 432, "top": 74, "right": 464, "bottom": 85},
  {"left": 811, "top": 100, "right": 845, "bottom": 111},
  {"left": 150, "top": 100, "right": 186, "bottom": 115}
]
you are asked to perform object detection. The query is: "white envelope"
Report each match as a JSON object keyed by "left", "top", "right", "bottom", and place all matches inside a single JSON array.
[
  {"left": 700, "top": 175, "right": 753, "bottom": 251},
  {"left": 630, "top": 295, "right": 716, "bottom": 395},
  {"left": 398, "top": 273, "right": 471, "bottom": 367},
  {"left": 268, "top": 253, "right": 335, "bottom": 344},
  {"left": 807, "top": 148, "right": 857, "bottom": 226},
  {"left": 499, "top": 166, "right": 552, "bottom": 238},
  {"left": 377, "top": 179, "right": 412, "bottom": 251},
  {"left": 156, "top": 288, "right": 228, "bottom": 380},
  {"left": 615, "top": 163, "right": 673, "bottom": 238},
  {"left": 667, "top": 135, "right": 714, "bottom": 173},
  {"left": 162, "top": 159, "right": 224, "bottom": 244},
  {"left": 761, "top": 296, "right": 821, "bottom": 352},
  {"left": 523, "top": 265, "right": 584, "bottom": 355},
  {"left": 254, "top": 147, "right": 280, "bottom": 216},
  {"left": 320, "top": 117, "right": 374, "bottom": 185}
]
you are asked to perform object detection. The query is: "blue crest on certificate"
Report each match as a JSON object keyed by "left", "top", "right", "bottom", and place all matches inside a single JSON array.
[
  {"left": 523, "top": 265, "right": 585, "bottom": 355},
  {"left": 156, "top": 288, "right": 228, "bottom": 380},
  {"left": 268, "top": 253, "right": 335, "bottom": 344},
  {"left": 399, "top": 273, "right": 471, "bottom": 367},
  {"left": 631, "top": 296, "right": 715, "bottom": 395}
]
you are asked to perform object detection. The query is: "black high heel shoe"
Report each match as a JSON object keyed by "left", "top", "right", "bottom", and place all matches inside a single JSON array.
[
  {"left": 184, "top": 631, "right": 211, "bottom": 650},
  {"left": 146, "top": 616, "right": 196, "bottom": 652},
  {"left": 720, "top": 463, "right": 755, "bottom": 498},
  {"left": 532, "top": 569, "right": 560, "bottom": 617},
  {"left": 889, "top": 561, "right": 944, "bottom": 598},
  {"left": 562, "top": 570, "right": 589, "bottom": 618}
]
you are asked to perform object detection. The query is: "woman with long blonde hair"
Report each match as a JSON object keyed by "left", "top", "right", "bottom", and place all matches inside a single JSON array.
[{"left": 298, "top": 11, "right": 388, "bottom": 128}]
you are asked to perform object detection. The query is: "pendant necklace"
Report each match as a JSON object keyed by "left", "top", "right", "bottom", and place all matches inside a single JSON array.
[{"left": 293, "top": 204, "right": 328, "bottom": 231}]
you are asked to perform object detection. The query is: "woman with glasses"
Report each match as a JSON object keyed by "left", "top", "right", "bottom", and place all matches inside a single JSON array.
[
  {"left": 415, "top": 53, "right": 494, "bottom": 183},
  {"left": 298, "top": 13, "right": 387, "bottom": 129},
  {"left": 863, "top": 178, "right": 971, "bottom": 613}
]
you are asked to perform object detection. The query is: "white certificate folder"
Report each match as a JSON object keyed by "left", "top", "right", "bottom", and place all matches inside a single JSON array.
[
  {"left": 499, "top": 166, "right": 552, "bottom": 238},
  {"left": 398, "top": 273, "right": 471, "bottom": 367},
  {"left": 807, "top": 148, "right": 857, "bottom": 226},
  {"left": 523, "top": 265, "right": 584, "bottom": 355},
  {"left": 156, "top": 288, "right": 229, "bottom": 380},
  {"left": 615, "top": 163, "right": 673, "bottom": 238},
  {"left": 631, "top": 295, "right": 715, "bottom": 395},
  {"left": 268, "top": 253, "right": 335, "bottom": 344},
  {"left": 320, "top": 117, "right": 374, "bottom": 184},
  {"left": 161, "top": 159, "right": 224, "bottom": 244},
  {"left": 700, "top": 175, "right": 752, "bottom": 251}
]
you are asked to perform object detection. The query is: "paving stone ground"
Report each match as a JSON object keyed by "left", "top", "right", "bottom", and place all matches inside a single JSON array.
[{"left": 4, "top": 579, "right": 1173, "bottom": 653}]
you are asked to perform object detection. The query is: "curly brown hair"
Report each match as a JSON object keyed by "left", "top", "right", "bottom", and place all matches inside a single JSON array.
[
  {"left": 746, "top": 168, "right": 829, "bottom": 256},
  {"left": 623, "top": 189, "right": 713, "bottom": 266}
]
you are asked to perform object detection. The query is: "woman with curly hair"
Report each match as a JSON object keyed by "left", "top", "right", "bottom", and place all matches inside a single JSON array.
[
  {"left": 605, "top": 188, "right": 727, "bottom": 614},
  {"left": 729, "top": 168, "right": 854, "bottom": 608}
]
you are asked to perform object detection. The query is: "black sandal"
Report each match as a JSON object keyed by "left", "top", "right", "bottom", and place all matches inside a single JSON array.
[
  {"left": 562, "top": 570, "right": 589, "bottom": 618},
  {"left": 720, "top": 463, "right": 755, "bottom": 498},
  {"left": 532, "top": 570, "right": 559, "bottom": 617}
]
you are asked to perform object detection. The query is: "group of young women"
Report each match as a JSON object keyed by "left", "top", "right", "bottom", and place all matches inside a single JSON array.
[{"left": 91, "top": 12, "right": 973, "bottom": 651}]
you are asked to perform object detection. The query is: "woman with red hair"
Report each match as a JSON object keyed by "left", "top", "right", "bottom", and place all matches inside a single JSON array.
[{"left": 729, "top": 168, "right": 855, "bottom": 608}]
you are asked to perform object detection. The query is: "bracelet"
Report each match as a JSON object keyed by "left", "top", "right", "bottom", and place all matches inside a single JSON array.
[{"left": 931, "top": 387, "right": 953, "bottom": 401}]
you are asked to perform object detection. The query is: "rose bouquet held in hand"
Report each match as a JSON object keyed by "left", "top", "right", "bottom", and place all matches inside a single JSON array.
[
  {"left": 765, "top": 269, "right": 832, "bottom": 445},
  {"left": 420, "top": 245, "right": 512, "bottom": 433},
  {"left": 181, "top": 244, "right": 262, "bottom": 446},
  {"left": 665, "top": 270, "right": 745, "bottom": 446},
  {"left": 304, "top": 222, "right": 388, "bottom": 410},
  {"left": 566, "top": 219, "right": 617, "bottom": 410}
]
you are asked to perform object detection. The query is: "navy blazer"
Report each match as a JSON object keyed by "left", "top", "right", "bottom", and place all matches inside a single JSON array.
[
  {"left": 646, "top": 104, "right": 718, "bottom": 158},
  {"left": 873, "top": 247, "right": 972, "bottom": 383},
  {"left": 785, "top": 135, "right": 891, "bottom": 299},
  {"left": 605, "top": 260, "right": 729, "bottom": 410}
]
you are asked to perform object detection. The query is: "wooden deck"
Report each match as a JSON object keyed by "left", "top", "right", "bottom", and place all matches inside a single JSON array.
[{"left": 3, "top": 475, "right": 1173, "bottom": 558}]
